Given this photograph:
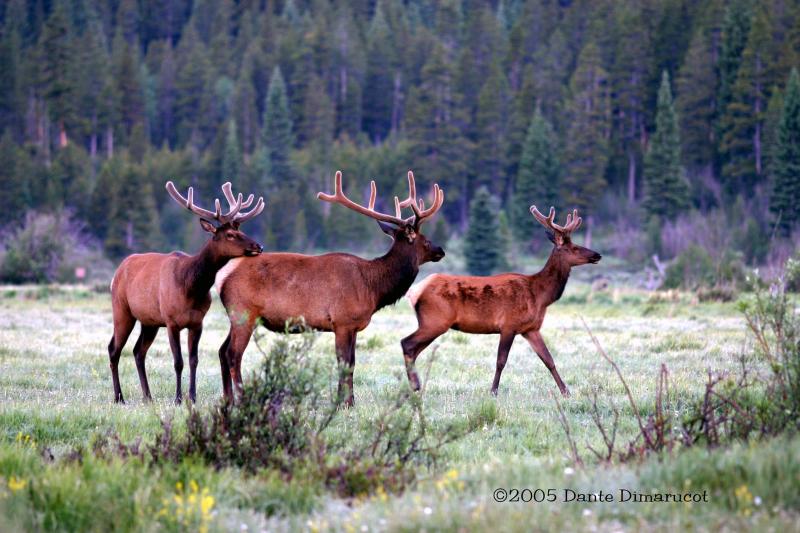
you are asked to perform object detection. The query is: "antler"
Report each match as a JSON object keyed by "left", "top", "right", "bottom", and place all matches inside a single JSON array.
[
  {"left": 166, "top": 181, "right": 265, "bottom": 225},
  {"left": 317, "top": 170, "right": 444, "bottom": 227},
  {"left": 396, "top": 171, "right": 444, "bottom": 227},
  {"left": 530, "top": 206, "right": 582, "bottom": 235}
]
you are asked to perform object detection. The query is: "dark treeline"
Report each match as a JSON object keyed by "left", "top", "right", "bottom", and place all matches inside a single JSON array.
[{"left": 0, "top": 0, "right": 799, "bottom": 264}]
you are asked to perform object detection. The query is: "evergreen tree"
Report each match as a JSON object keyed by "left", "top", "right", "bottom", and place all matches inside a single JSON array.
[
  {"left": 174, "top": 24, "right": 210, "bottom": 147},
  {"left": 405, "top": 43, "right": 472, "bottom": 225},
  {"left": 262, "top": 67, "right": 295, "bottom": 183},
  {"left": 719, "top": 6, "right": 776, "bottom": 196},
  {"left": 0, "top": 131, "right": 29, "bottom": 224},
  {"left": 562, "top": 40, "right": 609, "bottom": 239},
  {"left": 512, "top": 110, "right": 560, "bottom": 241},
  {"left": 222, "top": 119, "right": 241, "bottom": 183},
  {"left": 473, "top": 62, "right": 509, "bottom": 195},
  {"left": 770, "top": 69, "right": 800, "bottom": 233},
  {"left": 676, "top": 29, "right": 716, "bottom": 174},
  {"left": 644, "top": 71, "right": 688, "bottom": 220},
  {"left": 464, "top": 186, "right": 502, "bottom": 276},
  {"left": 39, "top": 0, "right": 75, "bottom": 147},
  {"left": 362, "top": 3, "right": 395, "bottom": 142},
  {"left": 717, "top": 0, "right": 752, "bottom": 116}
]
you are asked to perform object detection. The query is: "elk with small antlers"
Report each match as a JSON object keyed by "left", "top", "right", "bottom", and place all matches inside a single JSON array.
[
  {"left": 215, "top": 170, "right": 445, "bottom": 405},
  {"left": 403, "top": 206, "right": 601, "bottom": 397},
  {"left": 108, "top": 181, "right": 265, "bottom": 404}
]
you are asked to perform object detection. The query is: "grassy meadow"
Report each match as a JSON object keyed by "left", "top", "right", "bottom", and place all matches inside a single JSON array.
[{"left": 1, "top": 273, "right": 799, "bottom": 531}]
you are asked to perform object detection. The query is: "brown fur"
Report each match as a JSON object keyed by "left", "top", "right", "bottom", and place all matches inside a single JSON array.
[
  {"left": 217, "top": 226, "right": 445, "bottom": 406},
  {"left": 108, "top": 222, "right": 263, "bottom": 404},
  {"left": 402, "top": 234, "right": 601, "bottom": 396}
]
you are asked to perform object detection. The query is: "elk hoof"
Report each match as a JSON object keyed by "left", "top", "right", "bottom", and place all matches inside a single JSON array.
[
  {"left": 561, "top": 388, "right": 571, "bottom": 398},
  {"left": 490, "top": 387, "right": 499, "bottom": 397}
]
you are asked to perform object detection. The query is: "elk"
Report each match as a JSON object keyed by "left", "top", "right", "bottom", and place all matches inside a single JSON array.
[
  {"left": 215, "top": 170, "right": 445, "bottom": 406},
  {"left": 403, "top": 206, "right": 601, "bottom": 397},
  {"left": 108, "top": 181, "right": 265, "bottom": 404}
]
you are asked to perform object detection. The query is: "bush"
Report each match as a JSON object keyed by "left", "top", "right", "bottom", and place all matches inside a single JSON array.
[
  {"left": 661, "top": 245, "right": 745, "bottom": 291},
  {"left": 90, "top": 327, "right": 478, "bottom": 498},
  {"left": 0, "top": 211, "right": 111, "bottom": 284}
]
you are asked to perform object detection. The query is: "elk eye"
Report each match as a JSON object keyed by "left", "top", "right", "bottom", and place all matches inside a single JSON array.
[{"left": 226, "top": 233, "right": 235, "bottom": 240}]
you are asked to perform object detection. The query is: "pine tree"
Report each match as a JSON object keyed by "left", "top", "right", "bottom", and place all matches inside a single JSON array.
[
  {"left": 39, "top": 0, "right": 75, "bottom": 147},
  {"left": 676, "top": 29, "right": 716, "bottom": 174},
  {"left": 0, "top": 131, "right": 29, "bottom": 224},
  {"left": 644, "top": 71, "right": 688, "bottom": 220},
  {"left": 770, "top": 69, "right": 800, "bottom": 233},
  {"left": 464, "top": 186, "right": 502, "bottom": 276},
  {"left": 562, "top": 40, "right": 609, "bottom": 237},
  {"left": 222, "top": 119, "right": 241, "bottom": 183},
  {"left": 111, "top": 30, "right": 144, "bottom": 144},
  {"left": 262, "top": 66, "right": 294, "bottom": 183},
  {"left": 174, "top": 24, "right": 210, "bottom": 147},
  {"left": 512, "top": 110, "right": 560, "bottom": 240},
  {"left": 362, "top": 3, "right": 395, "bottom": 142},
  {"left": 405, "top": 43, "right": 472, "bottom": 225},
  {"left": 473, "top": 62, "right": 509, "bottom": 195},
  {"left": 717, "top": 0, "right": 752, "bottom": 116},
  {"left": 720, "top": 6, "right": 776, "bottom": 196}
]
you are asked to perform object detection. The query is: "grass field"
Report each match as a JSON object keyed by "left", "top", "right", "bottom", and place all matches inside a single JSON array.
[{"left": 1, "top": 278, "right": 799, "bottom": 531}]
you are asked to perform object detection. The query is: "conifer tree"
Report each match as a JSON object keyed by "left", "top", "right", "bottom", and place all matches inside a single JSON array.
[
  {"left": 720, "top": 6, "right": 776, "bottom": 196},
  {"left": 39, "top": 0, "right": 75, "bottom": 147},
  {"left": 465, "top": 186, "right": 502, "bottom": 276},
  {"left": 362, "top": 4, "right": 394, "bottom": 142},
  {"left": 512, "top": 110, "right": 560, "bottom": 241},
  {"left": 562, "top": 40, "right": 609, "bottom": 240},
  {"left": 644, "top": 71, "right": 688, "bottom": 220},
  {"left": 676, "top": 29, "right": 716, "bottom": 174},
  {"left": 0, "top": 131, "right": 29, "bottom": 223},
  {"left": 262, "top": 66, "right": 294, "bottom": 183},
  {"left": 473, "top": 62, "right": 509, "bottom": 195},
  {"left": 770, "top": 69, "right": 800, "bottom": 233},
  {"left": 222, "top": 119, "right": 241, "bottom": 184}
]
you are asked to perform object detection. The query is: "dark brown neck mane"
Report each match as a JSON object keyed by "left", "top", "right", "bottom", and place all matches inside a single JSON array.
[
  {"left": 180, "top": 241, "right": 231, "bottom": 301},
  {"left": 531, "top": 249, "right": 572, "bottom": 307},
  {"left": 365, "top": 239, "right": 419, "bottom": 311}
]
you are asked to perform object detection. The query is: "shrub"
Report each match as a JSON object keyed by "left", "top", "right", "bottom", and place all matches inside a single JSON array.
[
  {"left": 90, "top": 327, "right": 477, "bottom": 498},
  {"left": 0, "top": 211, "right": 111, "bottom": 284}
]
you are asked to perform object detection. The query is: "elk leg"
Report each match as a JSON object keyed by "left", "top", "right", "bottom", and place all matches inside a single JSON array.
[
  {"left": 132, "top": 325, "right": 158, "bottom": 401},
  {"left": 166, "top": 326, "right": 184, "bottom": 404},
  {"left": 334, "top": 329, "right": 357, "bottom": 407},
  {"left": 108, "top": 313, "right": 135, "bottom": 404},
  {"left": 491, "top": 331, "right": 517, "bottom": 395},
  {"left": 218, "top": 332, "right": 232, "bottom": 401},
  {"left": 187, "top": 326, "right": 202, "bottom": 403},
  {"left": 523, "top": 330, "right": 570, "bottom": 397},
  {"left": 225, "top": 320, "right": 256, "bottom": 402},
  {"left": 400, "top": 325, "right": 448, "bottom": 391}
]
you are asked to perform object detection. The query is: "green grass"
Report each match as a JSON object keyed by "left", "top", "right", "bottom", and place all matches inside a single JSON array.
[{"left": 0, "top": 282, "right": 798, "bottom": 531}]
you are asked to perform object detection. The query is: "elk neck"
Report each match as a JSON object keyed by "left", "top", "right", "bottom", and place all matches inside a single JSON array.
[
  {"left": 531, "top": 249, "right": 572, "bottom": 306},
  {"left": 366, "top": 240, "right": 420, "bottom": 311},
  {"left": 180, "top": 240, "right": 233, "bottom": 301}
]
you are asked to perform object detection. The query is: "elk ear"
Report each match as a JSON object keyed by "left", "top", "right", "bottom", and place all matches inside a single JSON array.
[
  {"left": 377, "top": 220, "right": 399, "bottom": 238},
  {"left": 199, "top": 218, "right": 217, "bottom": 234}
]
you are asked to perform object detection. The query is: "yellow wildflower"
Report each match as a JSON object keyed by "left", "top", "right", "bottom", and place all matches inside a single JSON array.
[{"left": 8, "top": 476, "right": 27, "bottom": 492}]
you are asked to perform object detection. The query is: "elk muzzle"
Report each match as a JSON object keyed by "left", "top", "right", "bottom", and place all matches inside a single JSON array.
[{"left": 244, "top": 243, "right": 264, "bottom": 256}]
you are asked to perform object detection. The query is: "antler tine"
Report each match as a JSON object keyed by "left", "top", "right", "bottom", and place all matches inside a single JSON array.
[
  {"left": 405, "top": 181, "right": 444, "bottom": 226},
  {"left": 317, "top": 171, "right": 407, "bottom": 226},
  {"left": 166, "top": 181, "right": 220, "bottom": 220},
  {"left": 233, "top": 195, "right": 265, "bottom": 224},
  {"left": 530, "top": 205, "right": 582, "bottom": 235},
  {"left": 398, "top": 170, "right": 417, "bottom": 209}
]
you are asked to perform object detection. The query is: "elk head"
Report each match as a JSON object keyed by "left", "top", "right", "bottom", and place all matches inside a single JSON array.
[
  {"left": 166, "top": 181, "right": 265, "bottom": 257},
  {"left": 530, "top": 206, "right": 601, "bottom": 266},
  {"left": 318, "top": 170, "right": 445, "bottom": 265}
]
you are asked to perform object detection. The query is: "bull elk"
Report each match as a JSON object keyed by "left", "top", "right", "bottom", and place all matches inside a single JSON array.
[
  {"left": 108, "top": 181, "right": 265, "bottom": 404},
  {"left": 403, "top": 206, "right": 601, "bottom": 397},
  {"left": 215, "top": 171, "right": 445, "bottom": 406}
]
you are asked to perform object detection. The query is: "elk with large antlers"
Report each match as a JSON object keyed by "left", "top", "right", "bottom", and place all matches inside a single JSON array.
[
  {"left": 108, "top": 181, "right": 265, "bottom": 404},
  {"left": 215, "top": 170, "right": 445, "bottom": 406},
  {"left": 403, "top": 206, "right": 601, "bottom": 397}
]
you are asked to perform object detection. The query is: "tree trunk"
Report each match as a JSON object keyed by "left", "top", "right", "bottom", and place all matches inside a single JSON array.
[
  {"left": 391, "top": 71, "right": 402, "bottom": 134},
  {"left": 627, "top": 150, "right": 637, "bottom": 204},
  {"left": 106, "top": 125, "right": 114, "bottom": 158},
  {"left": 584, "top": 215, "right": 593, "bottom": 248},
  {"left": 58, "top": 120, "right": 68, "bottom": 148}
]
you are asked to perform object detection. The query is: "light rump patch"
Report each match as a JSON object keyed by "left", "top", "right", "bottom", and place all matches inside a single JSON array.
[{"left": 407, "top": 274, "right": 439, "bottom": 307}]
